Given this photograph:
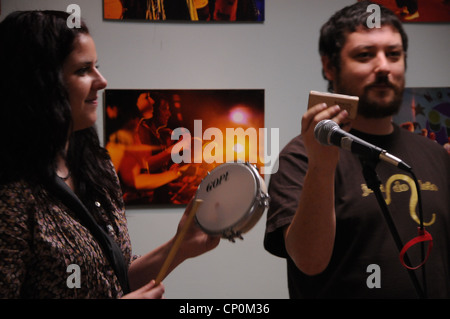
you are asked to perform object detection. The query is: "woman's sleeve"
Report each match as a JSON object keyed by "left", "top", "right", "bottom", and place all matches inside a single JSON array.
[{"left": 0, "top": 184, "right": 33, "bottom": 298}]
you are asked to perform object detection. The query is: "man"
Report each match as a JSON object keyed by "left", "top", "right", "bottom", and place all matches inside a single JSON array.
[
  {"left": 264, "top": 1, "right": 450, "bottom": 299},
  {"left": 136, "top": 92, "right": 181, "bottom": 204}
]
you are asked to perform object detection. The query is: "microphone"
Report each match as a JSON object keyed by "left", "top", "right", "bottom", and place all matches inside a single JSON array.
[{"left": 314, "top": 119, "right": 411, "bottom": 171}]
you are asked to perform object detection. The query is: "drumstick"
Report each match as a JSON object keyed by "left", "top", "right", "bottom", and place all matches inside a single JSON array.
[{"left": 155, "top": 199, "right": 203, "bottom": 285}]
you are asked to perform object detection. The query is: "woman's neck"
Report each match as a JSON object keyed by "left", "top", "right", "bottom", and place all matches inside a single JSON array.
[{"left": 56, "top": 153, "right": 74, "bottom": 189}]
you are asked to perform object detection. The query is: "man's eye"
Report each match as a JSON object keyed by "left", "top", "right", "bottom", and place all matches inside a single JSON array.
[
  {"left": 387, "top": 51, "right": 402, "bottom": 58},
  {"left": 355, "top": 52, "right": 372, "bottom": 60}
]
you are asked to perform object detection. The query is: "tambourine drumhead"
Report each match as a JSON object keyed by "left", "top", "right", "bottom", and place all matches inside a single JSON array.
[{"left": 194, "top": 162, "right": 268, "bottom": 241}]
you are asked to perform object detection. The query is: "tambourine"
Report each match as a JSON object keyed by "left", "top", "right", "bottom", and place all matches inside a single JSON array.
[{"left": 194, "top": 162, "right": 269, "bottom": 242}]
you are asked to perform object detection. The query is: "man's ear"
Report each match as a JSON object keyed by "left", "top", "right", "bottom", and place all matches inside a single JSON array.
[{"left": 321, "top": 55, "right": 336, "bottom": 82}]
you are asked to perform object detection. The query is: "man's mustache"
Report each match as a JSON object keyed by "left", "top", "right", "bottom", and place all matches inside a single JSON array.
[{"left": 367, "top": 76, "right": 397, "bottom": 89}]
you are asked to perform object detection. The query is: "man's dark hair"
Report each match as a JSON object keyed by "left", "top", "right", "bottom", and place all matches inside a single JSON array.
[{"left": 319, "top": 1, "right": 408, "bottom": 92}]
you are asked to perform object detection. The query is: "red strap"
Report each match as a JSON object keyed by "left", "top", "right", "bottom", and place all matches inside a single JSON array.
[{"left": 399, "top": 227, "right": 433, "bottom": 270}]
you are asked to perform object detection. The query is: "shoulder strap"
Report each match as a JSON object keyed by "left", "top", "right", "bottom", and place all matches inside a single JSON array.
[{"left": 49, "top": 177, "right": 130, "bottom": 295}]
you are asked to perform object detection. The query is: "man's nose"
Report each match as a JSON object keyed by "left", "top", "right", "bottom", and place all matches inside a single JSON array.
[{"left": 373, "top": 52, "right": 391, "bottom": 76}]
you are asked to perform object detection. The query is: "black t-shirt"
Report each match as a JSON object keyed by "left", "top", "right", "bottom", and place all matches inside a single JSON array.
[{"left": 264, "top": 124, "right": 450, "bottom": 298}]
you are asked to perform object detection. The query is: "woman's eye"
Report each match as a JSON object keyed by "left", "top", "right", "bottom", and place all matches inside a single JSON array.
[{"left": 76, "top": 67, "right": 89, "bottom": 75}]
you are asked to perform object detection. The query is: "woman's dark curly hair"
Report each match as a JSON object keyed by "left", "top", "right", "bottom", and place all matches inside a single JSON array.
[
  {"left": 0, "top": 10, "right": 121, "bottom": 212},
  {"left": 319, "top": 1, "right": 408, "bottom": 92}
]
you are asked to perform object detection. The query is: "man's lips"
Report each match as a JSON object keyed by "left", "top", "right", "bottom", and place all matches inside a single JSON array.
[{"left": 366, "top": 82, "right": 396, "bottom": 92}]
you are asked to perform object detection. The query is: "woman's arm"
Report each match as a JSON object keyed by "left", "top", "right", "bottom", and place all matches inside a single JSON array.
[{"left": 126, "top": 199, "right": 220, "bottom": 291}]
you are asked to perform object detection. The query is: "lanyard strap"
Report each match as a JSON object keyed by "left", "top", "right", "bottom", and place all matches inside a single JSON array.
[
  {"left": 399, "top": 228, "right": 433, "bottom": 270},
  {"left": 51, "top": 177, "right": 131, "bottom": 294}
]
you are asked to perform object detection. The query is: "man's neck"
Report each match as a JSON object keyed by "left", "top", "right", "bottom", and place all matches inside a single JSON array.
[{"left": 351, "top": 116, "right": 394, "bottom": 135}]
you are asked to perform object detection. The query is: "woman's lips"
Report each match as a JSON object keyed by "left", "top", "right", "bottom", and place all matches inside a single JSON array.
[{"left": 85, "top": 97, "right": 98, "bottom": 105}]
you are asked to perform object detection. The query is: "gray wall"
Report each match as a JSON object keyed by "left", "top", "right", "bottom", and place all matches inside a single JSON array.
[{"left": 2, "top": 0, "right": 449, "bottom": 298}]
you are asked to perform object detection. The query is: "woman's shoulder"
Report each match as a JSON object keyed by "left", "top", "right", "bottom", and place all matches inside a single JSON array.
[
  {"left": 0, "top": 180, "right": 38, "bottom": 232},
  {"left": 0, "top": 180, "right": 40, "bottom": 211},
  {"left": 0, "top": 180, "right": 35, "bottom": 201}
]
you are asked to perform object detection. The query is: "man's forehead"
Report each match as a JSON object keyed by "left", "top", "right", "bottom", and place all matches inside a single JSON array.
[{"left": 343, "top": 25, "right": 403, "bottom": 49}]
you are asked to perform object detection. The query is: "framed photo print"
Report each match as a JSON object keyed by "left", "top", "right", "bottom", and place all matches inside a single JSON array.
[
  {"left": 361, "top": 0, "right": 450, "bottom": 23},
  {"left": 103, "top": 0, "right": 265, "bottom": 22},
  {"left": 394, "top": 87, "right": 450, "bottom": 153},
  {"left": 104, "top": 89, "right": 265, "bottom": 206}
]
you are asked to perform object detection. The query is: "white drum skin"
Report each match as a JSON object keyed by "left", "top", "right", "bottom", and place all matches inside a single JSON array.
[{"left": 194, "top": 162, "right": 269, "bottom": 242}]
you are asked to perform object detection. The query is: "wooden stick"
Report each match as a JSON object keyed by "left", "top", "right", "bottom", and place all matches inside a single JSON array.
[{"left": 155, "top": 199, "right": 203, "bottom": 285}]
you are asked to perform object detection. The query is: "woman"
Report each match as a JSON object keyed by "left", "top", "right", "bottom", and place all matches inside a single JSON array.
[{"left": 0, "top": 10, "right": 219, "bottom": 298}]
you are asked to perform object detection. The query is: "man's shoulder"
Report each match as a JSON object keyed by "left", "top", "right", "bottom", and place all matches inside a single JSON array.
[{"left": 398, "top": 125, "right": 447, "bottom": 152}]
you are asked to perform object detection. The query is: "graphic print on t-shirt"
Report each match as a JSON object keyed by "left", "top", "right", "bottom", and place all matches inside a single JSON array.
[{"left": 361, "top": 173, "right": 437, "bottom": 226}]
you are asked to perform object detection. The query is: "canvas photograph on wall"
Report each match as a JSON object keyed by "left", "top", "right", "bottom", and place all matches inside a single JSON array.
[
  {"left": 362, "top": 0, "right": 450, "bottom": 22},
  {"left": 104, "top": 89, "right": 265, "bottom": 206},
  {"left": 103, "top": 0, "right": 264, "bottom": 22},
  {"left": 394, "top": 87, "right": 450, "bottom": 154}
]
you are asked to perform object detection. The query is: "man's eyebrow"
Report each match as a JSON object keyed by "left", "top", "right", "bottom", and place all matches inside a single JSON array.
[
  {"left": 351, "top": 44, "right": 403, "bottom": 51},
  {"left": 387, "top": 44, "right": 404, "bottom": 50},
  {"left": 346, "top": 44, "right": 403, "bottom": 57}
]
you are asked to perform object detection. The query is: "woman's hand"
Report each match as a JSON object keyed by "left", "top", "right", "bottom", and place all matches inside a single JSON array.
[
  {"left": 121, "top": 280, "right": 165, "bottom": 299},
  {"left": 175, "top": 198, "right": 220, "bottom": 261},
  {"left": 127, "top": 198, "right": 220, "bottom": 292}
]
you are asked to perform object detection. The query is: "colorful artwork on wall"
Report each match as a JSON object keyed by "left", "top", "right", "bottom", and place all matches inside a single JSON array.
[
  {"left": 103, "top": 0, "right": 264, "bottom": 22},
  {"left": 104, "top": 89, "right": 265, "bottom": 206},
  {"left": 361, "top": 0, "right": 450, "bottom": 23},
  {"left": 394, "top": 87, "right": 450, "bottom": 154}
]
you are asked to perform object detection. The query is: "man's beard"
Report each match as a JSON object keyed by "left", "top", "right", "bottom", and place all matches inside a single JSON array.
[{"left": 336, "top": 75, "right": 404, "bottom": 119}]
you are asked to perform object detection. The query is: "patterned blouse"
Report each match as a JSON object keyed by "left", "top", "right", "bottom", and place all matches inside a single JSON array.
[{"left": 0, "top": 169, "right": 135, "bottom": 298}]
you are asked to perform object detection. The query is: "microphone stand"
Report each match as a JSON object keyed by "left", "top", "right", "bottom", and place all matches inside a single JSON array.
[{"left": 360, "top": 158, "right": 426, "bottom": 299}]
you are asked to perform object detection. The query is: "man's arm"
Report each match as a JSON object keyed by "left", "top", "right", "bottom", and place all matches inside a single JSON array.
[{"left": 284, "top": 103, "right": 348, "bottom": 275}]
